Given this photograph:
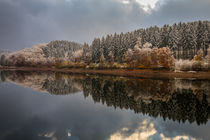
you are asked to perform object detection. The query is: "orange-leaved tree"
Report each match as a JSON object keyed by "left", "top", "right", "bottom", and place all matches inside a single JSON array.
[
  {"left": 158, "top": 46, "right": 175, "bottom": 69},
  {"left": 193, "top": 49, "right": 203, "bottom": 62}
]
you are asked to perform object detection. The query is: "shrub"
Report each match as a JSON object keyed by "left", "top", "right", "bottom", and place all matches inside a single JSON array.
[
  {"left": 74, "top": 62, "right": 85, "bottom": 68},
  {"left": 193, "top": 49, "right": 203, "bottom": 62},
  {"left": 202, "top": 62, "right": 210, "bottom": 71},
  {"left": 175, "top": 59, "right": 192, "bottom": 71},
  {"left": 112, "top": 63, "right": 123, "bottom": 69},
  {"left": 88, "top": 63, "right": 98, "bottom": 69},
  {"left": 136, "top": 65, "right": 150, "bottom": 69},
  {"left": 192, "top": 61, "right": 202, "bottom": 71}
]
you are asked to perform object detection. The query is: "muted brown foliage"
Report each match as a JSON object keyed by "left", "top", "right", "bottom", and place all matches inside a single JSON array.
[
  {"left": 158, "top": 46, "right": 175, "bottom": 69},
  {"left": 193, "top": 49, "right": 203, "bottom": 62}
]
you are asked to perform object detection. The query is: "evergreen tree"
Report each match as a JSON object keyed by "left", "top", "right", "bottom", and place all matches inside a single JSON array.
[
  {"left": 91, "top": 38, "right": 101, "bottom": 63},
  {"left": 168, "top": 24, "right": 179, "bottom": 58}
]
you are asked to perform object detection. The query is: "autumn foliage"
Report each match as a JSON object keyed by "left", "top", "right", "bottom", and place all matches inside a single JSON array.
[
  {"left": 175, "top": 48, "right": 210, "bottom": 71},
  {"left": 0, "top": 38, "right": 209, "bottom": 71},
  {"left": 124, "top": 38, "right": 175, "bottom": 69}
]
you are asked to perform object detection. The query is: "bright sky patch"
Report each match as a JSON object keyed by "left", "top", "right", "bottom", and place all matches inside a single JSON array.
[
  {"left": 118, "top": 0, "right": 159, "bottom": 12},
  {"left": 136, "top": 0, "right": 159, "bottom": 12}
]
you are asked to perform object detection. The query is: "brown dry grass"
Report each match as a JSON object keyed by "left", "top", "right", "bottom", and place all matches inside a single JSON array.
[{"left": 1, "top": 66, "right": 210, "bottom": 79}]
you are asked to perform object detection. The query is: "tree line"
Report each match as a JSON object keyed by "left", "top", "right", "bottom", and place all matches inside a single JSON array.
[{"left": 90, "top": 20, "right": 210, "bottom": 62}]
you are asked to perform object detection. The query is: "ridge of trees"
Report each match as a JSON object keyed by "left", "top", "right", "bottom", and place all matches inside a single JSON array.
[{"left": 90, "top": 20, "right": 210, "bottom": 62}]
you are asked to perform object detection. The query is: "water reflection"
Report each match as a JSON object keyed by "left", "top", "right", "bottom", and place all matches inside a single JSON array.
[
  {"left": 109, "top": 119, "right": 197, "bottom": 140},
  {"left": 1, "top": 70, "right": 210, "bottom": 125}
]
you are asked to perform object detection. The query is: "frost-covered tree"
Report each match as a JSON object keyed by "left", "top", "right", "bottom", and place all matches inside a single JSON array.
[
  {"left": 196, "top": 21, "right": 208, "bottom": 55},
  {"left": 133, "top": 44, "right": 141, "bottom": 66},
  {"left": 168, "top": 24, "right": 179, "bottom": 59},
  {"left": 124, "top": 49, "right": 133, "bottom": 66},
  {"left": 82, "top": 42, "right": 91, "bottom": 63},
  {"left": 207, "top": 45, "right": 210, "bottom": 65},
  {"left": 100, "top": 54, "right": 105, "bottom": 65},
  {"left": 73, "top": 50, "right": 83, "bottom": 62},
  {"left": 143, "top": 42, "right": 152, "bottom": 49},
  {"left": 193, "top": 49, "right": 204, "bottom": 62},
  {"left": 43, "top": 40, "right": 83, "bottom": 59},
  {"left": 183, "top": 24, "right": 197, "bottom": 59},
  {"left": 140, "top": 43, "right": 152, "bottom": 66},
  {"left": 135, "top": 37, "right": 142, "bottom": 48},
  {"left": 108, "top": 51, "right": 114, "bottom": 65},
  {"left": 151, "top": 47, "right": 159, "bottom": 66},
  {"left": 158, "top": 47, "right": 175, "bottom": 69},
  {"left": 148, "top": 26, "right": 161, "bottom": 47},
  {"left": 91, "top": 38, "right": 101, "bottom": 63},
  {"left": 160, "top": 24, "right": 170, "bottom": 47}
]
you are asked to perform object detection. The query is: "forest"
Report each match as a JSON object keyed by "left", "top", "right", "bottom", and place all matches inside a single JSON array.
[
  {"left": 90, "top": 20, "right": 210, "bottom": 61},
  {"left": 0, "top": 20, "right": 210, "bottom": 71}
]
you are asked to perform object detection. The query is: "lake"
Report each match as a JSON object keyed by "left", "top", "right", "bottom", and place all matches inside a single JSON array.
[{"left": 0, "top": 70, "right": 210, "bottom": 140}]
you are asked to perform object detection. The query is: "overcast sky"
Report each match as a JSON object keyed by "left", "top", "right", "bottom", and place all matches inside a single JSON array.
[{"left": 0, "top": 0, "right": 210, "bottom": 51}]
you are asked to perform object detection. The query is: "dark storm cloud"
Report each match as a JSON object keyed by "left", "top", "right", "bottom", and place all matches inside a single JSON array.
[
  {"left": 147, "top": 0, "right": 210, "bottom": 26},
  {"left": 0, "top": 0, "right": 209, "bottom": 51},
  {"left": 0, "top": 1, "right": 23, "bottom": 51}
]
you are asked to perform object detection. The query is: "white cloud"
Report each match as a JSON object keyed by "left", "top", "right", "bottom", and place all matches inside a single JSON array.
[
  {"left": 160, "top": 133, "right": 197, "bottom": 140},
  {"left": 121, "top": 0, "right": 130, "bottom": 4},
  {"left": 108, "top": 120, "right": 157, "bottom": 140},
  {"left": 108, "top": 119, "right": 197, "bottom": 140},
  {"left": 116, "top": 0, "right": 159, "bottom": 12},
  {"left": 135, "top": 0, "right": 159, "bottom": 12}
]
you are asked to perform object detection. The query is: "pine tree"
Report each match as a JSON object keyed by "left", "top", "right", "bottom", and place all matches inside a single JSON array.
[
  {"left": 91, "top": 38, "right": 101, "bottom": 63},
  {"left": 150, "top": 26, "right": 161, "bottom": 47},
  {"left": 181, "top": 23, "right": 188, "bottom": 59},
  {"left": 100, "top": 54, "right": 105, "bottom": 64},
  {"left": 182, "top": 23, "right": 197, "bottom": 59},
  {"left": 160, "top": 24, "right": 170, "bottom": 47},
  {"left": 108, "top": 51, "right": 114, "bottom": 65},
  {"left": 168, "top": 24, "right": 179, "bottom": 59},
  {"left": 0, "top": 55, "right": 6, "bottom": 66},
  {"left": 196, "top": 21, "right": 208, "bottom": 55},
  {"left": 202, "top": 23, "right": 209, "bottom": 55},
  {"left": 207, "top": 45, "right": 210, "bottom": 65}
]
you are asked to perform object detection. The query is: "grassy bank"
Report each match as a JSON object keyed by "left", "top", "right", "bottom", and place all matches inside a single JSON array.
[{"left": 1, "top": 66, "right": 210, "bottom": 79}]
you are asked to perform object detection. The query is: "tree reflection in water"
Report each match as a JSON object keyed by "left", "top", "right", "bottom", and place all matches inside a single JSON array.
[{"left": 1, "top": 70, "right": 210, "bottom": 125}]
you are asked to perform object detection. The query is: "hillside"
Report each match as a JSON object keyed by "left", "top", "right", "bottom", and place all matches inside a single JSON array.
[
  {"left": 0, "top": 40, "right": 83, "bottom": 67},
  {"left": 90, "top": 20, "right": 210, "bottom": 63}
]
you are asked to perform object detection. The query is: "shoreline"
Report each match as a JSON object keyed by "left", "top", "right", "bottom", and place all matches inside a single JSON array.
[{"left": 0, "top": 67, "right": 210, "bottom": 79}]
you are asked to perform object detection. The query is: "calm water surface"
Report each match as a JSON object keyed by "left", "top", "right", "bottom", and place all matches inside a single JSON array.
[{"left": 0, "top": 71, "right": 210, "bottom": 140}]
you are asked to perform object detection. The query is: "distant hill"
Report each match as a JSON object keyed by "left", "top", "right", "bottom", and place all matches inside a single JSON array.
[
  {"left": 43, "top": 40, "right": 83, "bottom": 58},
  {"left": 0, "top": 50, "right": 10, "bottom": 66},
  {"left": 0, "top": 50, "right": 10, "bottom": 55},
  {"left": 0, "top": 50, "right": 10, "bottom": 58},
  {"left": 0, "top": 40, "right": 84, "bottom": 66}
]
